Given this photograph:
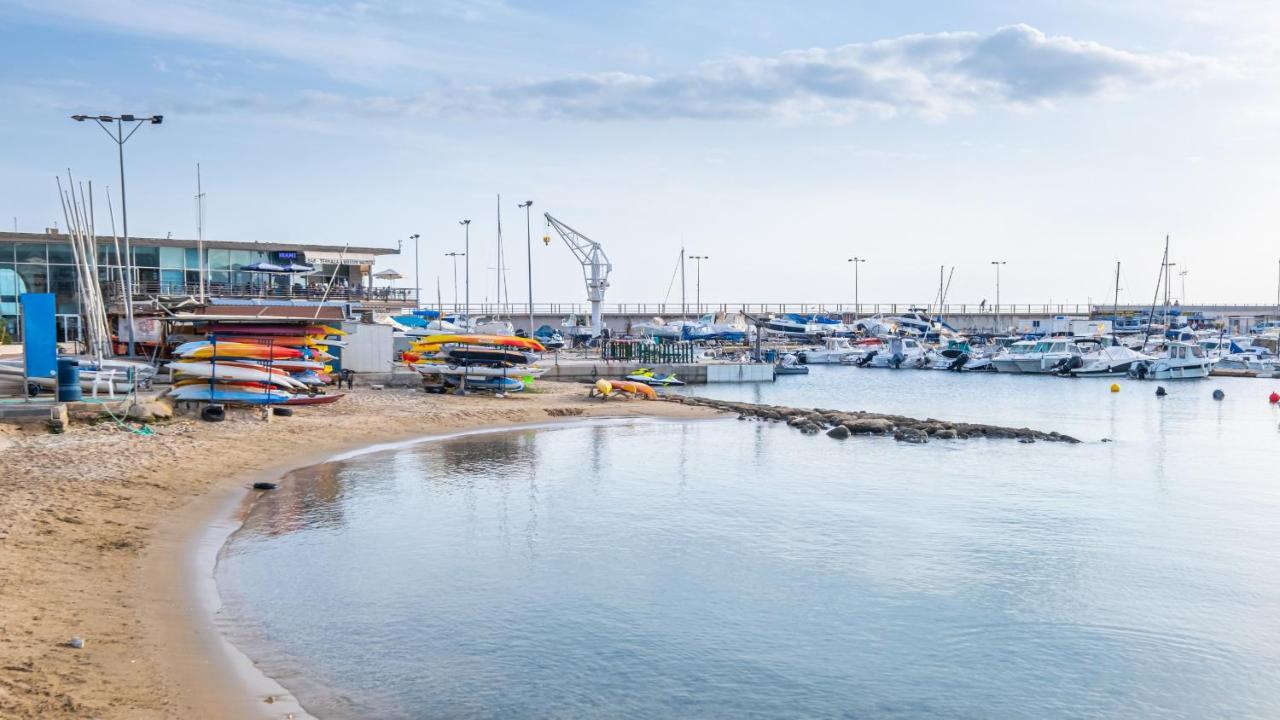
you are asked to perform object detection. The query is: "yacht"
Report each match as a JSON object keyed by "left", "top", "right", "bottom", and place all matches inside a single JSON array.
[
  {"left": 1128, "top": 341, "right": 1217, "bottom": 380},
  {"left": 990, "top": 339, "right": 1038, "bottom": 374},
  {"left": 765, "top": 313, "right": 842, "bottom": 340},
  {"left": 1013, "top": 337, "right": 1087, "bottom": 374},
  {"left": 632, "top": 317, "right": 684, "bottom": 340},
  {"left": 798, "top": 337, "right": 859, "bottom": 364}
]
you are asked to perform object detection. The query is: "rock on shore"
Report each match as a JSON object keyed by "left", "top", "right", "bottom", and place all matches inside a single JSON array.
[{"left": 669, "top": 396, "right": 1080, "bottom": 444}]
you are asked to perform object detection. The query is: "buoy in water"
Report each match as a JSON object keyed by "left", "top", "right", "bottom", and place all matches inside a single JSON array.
[
  {"left": 1155, "top": 386, "right": 1167, "bottom": 397},
  {"left": 1270, "top": 391, "right": 1280, "bottom": 404},
  {"left": 1212, "top": 389, "right": 1225, "bottom": 400},
  {"left": 1110, "top": 383, "right": 1120, "bottom": 393}
]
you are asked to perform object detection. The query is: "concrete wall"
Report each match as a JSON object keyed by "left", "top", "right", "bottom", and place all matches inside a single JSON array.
[{"left": 339, "top": 321, "right": 396, "bottom": 373}]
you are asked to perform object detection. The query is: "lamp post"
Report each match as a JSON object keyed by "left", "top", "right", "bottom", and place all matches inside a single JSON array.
[
  {"left": 991, "top": 260, "right": 1006, "bottom": 333},
  {"left": 444, "top": 252, "right": 465, "bottom": 309},
  {"left": 409, "top": 233, "right": 420, "bottom": 307},
  {"left": 71, "top": 113, "right": 163, "bottom": 356},
  {"left": 459, "top": 219, "right": 471, "bottom": 321},
  {"left": 689, "top": 255, "right": 709, "bottom": 313},
  {"left": 847, "top": 257, "right": 866, "bottom": 316},
  {"left": 518, "top": 200, "right": 534, "bottom": 335}
]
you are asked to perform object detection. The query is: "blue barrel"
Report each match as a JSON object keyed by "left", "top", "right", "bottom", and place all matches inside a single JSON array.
[{"left": 56, "top": 358, "right": 82, "bottom": 402}]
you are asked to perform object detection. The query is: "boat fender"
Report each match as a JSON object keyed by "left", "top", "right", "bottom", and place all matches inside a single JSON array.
[
  {"left": 1155, "top": 386, "right": 1167, "bottom": 397},
  {"left": 252, "top": 482, "right": 278, "bottom": 491},
  {"left": 1212, "top": 389, "right": 1225, "bottom": 400},
  {"left": 200, "top": 405, "right": 226, "bottom": 422}
]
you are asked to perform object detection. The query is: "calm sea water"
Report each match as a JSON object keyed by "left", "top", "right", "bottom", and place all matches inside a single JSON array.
[{"left": 217, "top": 368, "right": 1280, "bottom": 719}]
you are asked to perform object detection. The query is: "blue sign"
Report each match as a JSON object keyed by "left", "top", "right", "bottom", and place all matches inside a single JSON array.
[
  {"left": 277, "top": 251, "right": 298, "bottom": 260},
  {"left": 20, "top": 293, "right": 57, "bottom": 379}
]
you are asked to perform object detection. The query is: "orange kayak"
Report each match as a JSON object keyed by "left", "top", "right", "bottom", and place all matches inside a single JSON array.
[{"left": 610, "top": 379, "right": 657, "bottom": 399}]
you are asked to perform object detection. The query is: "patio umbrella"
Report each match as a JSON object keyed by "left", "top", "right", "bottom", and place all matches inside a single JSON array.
[{"left": 373, "top": 268, "right": 403, "bottom": 289}]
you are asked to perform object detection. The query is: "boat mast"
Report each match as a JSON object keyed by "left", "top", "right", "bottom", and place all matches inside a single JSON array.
[
  {"left": 680, "top": 247, "right": 686, "bottom": 322},
  {"left": 1142, "top": 236, "right": 1168, "bottom": 349},
  {"left": 1112, "top": 261, "right": 1120, "bottom": 345}
]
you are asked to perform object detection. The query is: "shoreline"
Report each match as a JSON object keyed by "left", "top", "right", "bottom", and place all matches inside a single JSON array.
[{"left": 0, "top": 383, "right": 722, "bottom": 718}]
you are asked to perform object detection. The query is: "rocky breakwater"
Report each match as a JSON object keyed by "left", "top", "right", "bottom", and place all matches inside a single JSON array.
[{"left": 667, "top": 396, "right": 1080, "bottom": 444}]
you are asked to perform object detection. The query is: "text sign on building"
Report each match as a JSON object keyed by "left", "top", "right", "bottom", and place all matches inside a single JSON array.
[{"left": 305, "top": 251, "right": 377, "bottom": 266}]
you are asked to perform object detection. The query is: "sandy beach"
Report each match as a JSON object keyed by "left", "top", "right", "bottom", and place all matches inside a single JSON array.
[{"left": 0, "top": 382, "right": 722, "bottom": 718}]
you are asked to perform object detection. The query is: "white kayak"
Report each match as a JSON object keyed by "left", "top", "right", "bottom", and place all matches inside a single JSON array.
[{"left": 168, "top": 360, "right": 307, "bottom": 389}]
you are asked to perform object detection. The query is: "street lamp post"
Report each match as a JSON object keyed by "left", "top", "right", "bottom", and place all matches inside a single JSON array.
[
  {"left": 444, "top": 252, "right": 465, "bottom": 309},
  {"left": 409, "top": 233, "right": 421, "bottom": 307},
  {"left": 459, "top": 220, "right": 471, "bottom": 322},
  {"left": 847, "top": 257, "right": 866, "bottom": 316},
  {"left": 71, "top": 113, "right": 163, "bottom": 356},
  {"left": 518, "top": 200, "right": 534, "bottom": 336},
  {"left": 689, "top": 255, "right": 709, "bottom": 313},
  {"left": 991, "top": 260, "right": 1006, "bottom": 333}
]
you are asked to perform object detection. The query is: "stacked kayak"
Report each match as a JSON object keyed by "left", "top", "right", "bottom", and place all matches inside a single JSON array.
[
  {"left": 407, "top": 334, "right": 546, "bottom": 393},
  {"left": 166, "top": 325, "right": 347, "bottom": 406}
]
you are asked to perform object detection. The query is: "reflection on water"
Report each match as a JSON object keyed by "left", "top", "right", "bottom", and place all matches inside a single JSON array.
[{"left": 218, "top": 374, "right": 1280, "bottom": 719}]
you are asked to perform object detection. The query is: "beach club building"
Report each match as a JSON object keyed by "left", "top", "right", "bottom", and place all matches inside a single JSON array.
[{"left": 0, "top": 229, "right": 405, "bottom": 342}]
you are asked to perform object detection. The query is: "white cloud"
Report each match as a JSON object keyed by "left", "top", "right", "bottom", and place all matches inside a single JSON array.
[
  {"left": 224, "top": 24, "right": 1215, "bottom": 123},
  {"left": 466, "top": 24, "right": 1214, "bottom": 122}
]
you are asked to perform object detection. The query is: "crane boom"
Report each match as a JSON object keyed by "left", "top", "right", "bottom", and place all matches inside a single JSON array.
[{"left": 544, "top": 212, "right": 612, "bottom": 337}]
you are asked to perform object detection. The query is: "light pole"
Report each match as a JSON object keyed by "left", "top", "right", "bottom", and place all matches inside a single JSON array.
[
  {"left": 444, "top": 252, "right": 465, "bottom": 309},
  {"left": 689, "top": 255, "right": 708, "bottom": 313},
  {"left": 991, "top": 260, "right": 1006, "bottom": 333},
  {"left": 518, "top": 200, "right": 534, "bottom": 335},
  {"left": 459, "top": 219, "right": 471, "bottom": 321},
  {"left": 409, "top": 233, "right": 420, "bottom": 307},
  {"left": 847, "top": 257, "right": 866, "bottom": 316},
  {"left": 71, "top": 113, "right": 163, "bottom": 356}
]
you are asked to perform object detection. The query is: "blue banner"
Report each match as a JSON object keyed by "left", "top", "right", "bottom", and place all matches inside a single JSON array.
[{"left": 20, "top": 293, "right": 57, "bottom": 380}]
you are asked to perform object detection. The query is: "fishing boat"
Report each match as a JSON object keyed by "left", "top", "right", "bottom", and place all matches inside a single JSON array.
[
  {"left": 798, "top": 337, "right": 859, "bottom": 364},
  {"left": 1011, "top": 337, "right": 1087, "bottom": 374},
  {"left": 1065, "top": 344, "right": 1152, "bottom": 378},
  {"left": 1128, "top": 341, "right": 1217, "bottom": 380},
  {"left": 853, "top": 335, "right": 926, "bottom": 369},
  {"left": 989, "top": 339, "right": 1037, "bottom": 373},
  {"left": 922, "top": 339, "right": 992, "bottom": 371},
  {"left": 774, "top": 354, "right": 809, "bottom": 375}
]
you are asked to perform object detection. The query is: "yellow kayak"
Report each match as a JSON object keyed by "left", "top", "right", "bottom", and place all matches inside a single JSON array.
[{"left": 411, "top": 334, "right": 545, "bottom": 352}]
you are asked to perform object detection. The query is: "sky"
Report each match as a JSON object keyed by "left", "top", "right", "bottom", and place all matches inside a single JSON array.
[{"left": 3, "top": 0, "right": 1280, "bottom": 307}]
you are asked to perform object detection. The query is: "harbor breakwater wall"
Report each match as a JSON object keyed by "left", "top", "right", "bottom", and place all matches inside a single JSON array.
[{"left": 669, "top": 396, "right": 1081, "bottom": 444}]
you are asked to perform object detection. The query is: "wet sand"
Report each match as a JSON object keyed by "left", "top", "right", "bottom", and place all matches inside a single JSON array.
[{"left": 0, "top": 382, "right": 721, "bottom": 718}]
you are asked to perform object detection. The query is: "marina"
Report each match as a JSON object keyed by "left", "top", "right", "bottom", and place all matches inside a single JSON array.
[{"left": 6, "top": 4, "right": 1280, "bottom": 719}]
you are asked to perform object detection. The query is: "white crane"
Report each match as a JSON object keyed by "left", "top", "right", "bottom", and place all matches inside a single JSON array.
[{"left": 544, "top": 213, "right": 612, "bottom": 337}]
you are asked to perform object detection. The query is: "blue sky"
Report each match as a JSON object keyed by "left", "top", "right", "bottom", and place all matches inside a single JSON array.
[{"left": 2, "top": 0, "right": 1279, "bottom": 306}]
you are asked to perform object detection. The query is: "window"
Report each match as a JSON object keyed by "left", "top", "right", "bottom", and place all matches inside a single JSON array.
[
  {"left": 0, "top": 242, "right": 14, "bottom": 263},
  {"left": 47, "top": 242, "right": 75, "bottom": 264},
  {"left": 16, "top": 265, "right": 47, "bottom": 294},
  {"left": 97, "top": 244, "right": 117, "bottom": 266},
  {"left": 49, "top": 266, "right": 79, "bottom": 314},
  {"left": 161, "top": 269, "right": 185, "bottom": 292},
  {"left": 133, "top": 245, "right": 160, "bottom": 268},
  {"left": 159, "top": 246, "right": 185, "bottom": 270},
  {"left": 230, "top": 250, "right": 251, "bottom": 272},
  {"left": 15, "top": 243, "right": 45, "bottom": 264},
  {"left": 185, "top": 247, "right": 202, "bottom": 270},
  {"left": 207, "top": 249, "right": 230, "bottom": 271}
]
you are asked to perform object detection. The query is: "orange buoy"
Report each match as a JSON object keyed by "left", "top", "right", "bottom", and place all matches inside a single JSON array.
[{"left": 1110, "top": 383, "right": 1120, "bottom": 393}]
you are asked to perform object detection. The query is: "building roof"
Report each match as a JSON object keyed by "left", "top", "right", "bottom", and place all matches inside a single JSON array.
[{"left": 0, "top": 230, "right": 398, "bottom": 256}]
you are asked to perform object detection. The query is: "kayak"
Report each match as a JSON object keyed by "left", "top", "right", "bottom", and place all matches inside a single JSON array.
[
  {"left": 444, "top": 348, "right": 532, "bottom": 365},
  {"left": 284, "top": 393, "right": 345, "bottom": 406},
  {"left": 443, "top": 375, "right": 524, "bottom": 392},
  {"left": 610, "top": 379, "right": 658, "bottom": 399},
  {"left": 169, "top": 360, "right": 308, "bottom": 389},
  {"left": 411, "top": 334, "right": 544, "bottom": 352},
  {"left": 412, "top": 363, "right": 546, "bottom": 378},
  {"left": 168, "top": 385, "right": 293, "bottom": 404},
  {"left": 177, "top": 341, "right": 303, "bottom": 361}
]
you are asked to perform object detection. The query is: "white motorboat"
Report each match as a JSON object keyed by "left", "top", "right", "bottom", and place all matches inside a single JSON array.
[
  {"left": 632, "top": 316, "right": 685, "bottom": 340},
  {"left": 922, "top": 340, "right": 992, "bottom": 371},
  {"left": 1128, "top": 341, "right": 1217, "bottom": 380},
  {"left": 990, "top": 339, "right": 1037, "bottom": 374},
  {"left": 687, "top": 312, "right": 751, "bottom": 342},
  {"left": 1066, "top": 344, "right": 1152, "bottom": 378},
  {"left": 799, "top": 337, "right": 859, "bottom": 364},
  {"left": 860, "top": 335, "right": 927, "bottom": 369},
  {"left": 1013, "top": 337, "right": 1087, "bottom": 374}
]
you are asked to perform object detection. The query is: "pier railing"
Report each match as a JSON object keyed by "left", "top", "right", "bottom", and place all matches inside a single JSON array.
[
  {"left": 418, "top": 302, "right": 1280, "bottom": 318},
  {"left": 104, "top": 281, "right": 419, "bottom": 305}
]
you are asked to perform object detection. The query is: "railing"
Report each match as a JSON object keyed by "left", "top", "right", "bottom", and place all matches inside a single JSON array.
[
  {"left": 416, "top": 302, "right": 1280, "bottom": 318},
  {"left": 105, "top": 281, "right": 419, "bottom": 305}
]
